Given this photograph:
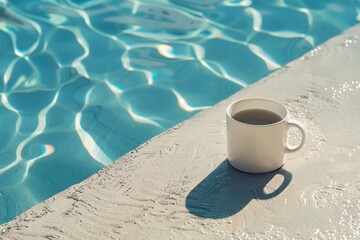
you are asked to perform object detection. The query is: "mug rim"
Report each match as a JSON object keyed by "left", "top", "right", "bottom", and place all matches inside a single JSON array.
[{"left": 226, "top": 98, "right": 289, "bottom": 127}]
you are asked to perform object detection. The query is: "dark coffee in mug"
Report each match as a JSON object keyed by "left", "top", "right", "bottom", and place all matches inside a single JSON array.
[{"left": 232, "top": 109, "right": 283, "bottom": 125}]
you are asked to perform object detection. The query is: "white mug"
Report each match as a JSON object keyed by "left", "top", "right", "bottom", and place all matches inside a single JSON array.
[{"left": 226, "top": 98, "right": 306, "bottom": 173}]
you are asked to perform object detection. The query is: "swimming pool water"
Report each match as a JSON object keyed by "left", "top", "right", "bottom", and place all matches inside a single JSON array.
[{"left": 0, "top": 0, "right": 359, "bottom": 224}]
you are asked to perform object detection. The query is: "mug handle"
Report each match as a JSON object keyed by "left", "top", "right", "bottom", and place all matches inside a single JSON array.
[{"left": 285, "top": 119, "right": 306, "bottom": 153}]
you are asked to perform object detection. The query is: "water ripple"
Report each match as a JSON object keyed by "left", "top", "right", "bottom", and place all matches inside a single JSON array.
[{"left": 0, "top": 0, "right": 359, "bottom": 224}]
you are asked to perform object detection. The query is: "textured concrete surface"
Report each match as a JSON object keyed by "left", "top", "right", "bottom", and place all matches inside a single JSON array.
[{"left": 1, "top": 24, "right": 360, "bottom": 239}]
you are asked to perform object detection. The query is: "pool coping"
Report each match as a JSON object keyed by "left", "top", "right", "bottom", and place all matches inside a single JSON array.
[{"left": 1, "top": 23, "right": 360, "bottom": 239}]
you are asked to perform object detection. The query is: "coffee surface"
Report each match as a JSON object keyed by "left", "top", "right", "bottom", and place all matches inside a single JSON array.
[{"left": 232, "top": 109, "right": 283, "bottom": 125}]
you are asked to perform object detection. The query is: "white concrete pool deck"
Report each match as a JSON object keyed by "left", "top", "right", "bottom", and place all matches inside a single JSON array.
[{"left": 1, "top": 24, "right": 360, "bottom": 239}]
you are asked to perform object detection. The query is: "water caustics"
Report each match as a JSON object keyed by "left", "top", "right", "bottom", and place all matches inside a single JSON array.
[{"left": 0, "top": 0, "right": 359, "bottom": 223}]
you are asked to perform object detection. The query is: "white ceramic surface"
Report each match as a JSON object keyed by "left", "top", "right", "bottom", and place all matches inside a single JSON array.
[{"left": 226, "top": 98, "right": 306, "bottom": 173}]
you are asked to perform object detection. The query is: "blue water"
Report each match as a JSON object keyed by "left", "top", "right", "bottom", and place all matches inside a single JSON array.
[{"left": 0, "top": 0, "right": 359, "bottom": 224}]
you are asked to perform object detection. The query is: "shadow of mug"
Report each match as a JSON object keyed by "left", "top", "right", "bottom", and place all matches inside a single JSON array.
[{"left": 186, "top": 160, "right": 292, "bottom": 219}]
